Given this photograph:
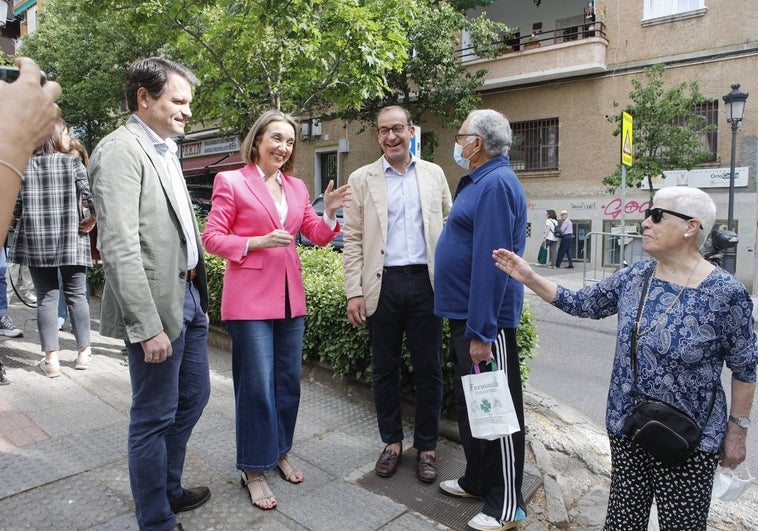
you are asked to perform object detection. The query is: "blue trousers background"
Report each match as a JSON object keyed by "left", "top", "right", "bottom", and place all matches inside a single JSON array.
[
  {"left": 126, "top": 281, "right": 210, "bottom": 531},
  {"left": 555, "top": 234, "right": 574, "bottom": 268}
]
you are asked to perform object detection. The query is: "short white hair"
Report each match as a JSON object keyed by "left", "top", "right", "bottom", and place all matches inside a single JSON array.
[{"left": 653, "top": 186, "right": 716, "bottom": 247}]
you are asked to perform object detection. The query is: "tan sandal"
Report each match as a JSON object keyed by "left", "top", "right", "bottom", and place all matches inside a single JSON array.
[
  {"left": 240, "top": 471, "right": 277, "bottom": 510},
  {"left": 277, "top": 456, "right": 304, "bottom": 484}
]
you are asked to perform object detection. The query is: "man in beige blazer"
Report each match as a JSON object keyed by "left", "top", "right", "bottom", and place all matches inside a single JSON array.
[
  {"left": 343, "top": 105, "right": 452, "bottom": 484},
  {"left": 89, "top": 57, "right": 210, "bottom": 531}
]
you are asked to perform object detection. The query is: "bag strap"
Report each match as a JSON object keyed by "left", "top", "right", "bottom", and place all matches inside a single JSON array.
[
  {"left": 630, "top": 264, "right": 654, "bottom": 388},
  {"left": 630, "top": 263, "right": 717, "bottom": 421}
]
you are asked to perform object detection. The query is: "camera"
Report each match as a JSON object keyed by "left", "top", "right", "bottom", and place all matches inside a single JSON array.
[{"left": 0, "top": 66, "right": 47, "bottom": 85}]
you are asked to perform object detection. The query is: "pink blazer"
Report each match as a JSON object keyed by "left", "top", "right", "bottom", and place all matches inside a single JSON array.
[{"left": 201, "top": 164, "right": 339, "bottom": 320}]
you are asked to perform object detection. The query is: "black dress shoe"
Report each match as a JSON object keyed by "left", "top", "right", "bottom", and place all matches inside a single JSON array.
[
  {"left": 416, "top": 451, "right": 438, "bottom": 483},
  {"left": 375, "top": 444, "right": 402, "bottom": 477},
  {"left": 169, "top": 524, "right": 184, "bottom": 531},
  {"left": 169, "top": 486, "right": 211, "bottom": 513}
]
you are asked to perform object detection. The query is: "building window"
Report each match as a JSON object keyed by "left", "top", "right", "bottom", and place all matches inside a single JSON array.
[
  {"left": 644, "top": 0, "right": 705, "bottom": 20},
  {"left": 511, "top": 118, "right": 559, "bottom": 172},
  {"left": 695, "top": 100, "right": 718, "bottom": 162},
  {"left": 672, "top": 99, "right": 717, "bottom": 163}
]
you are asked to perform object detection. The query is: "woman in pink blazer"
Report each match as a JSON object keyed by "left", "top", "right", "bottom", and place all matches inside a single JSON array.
[{"left": 202, "top": 110, "right": 350, "bottom": 511}]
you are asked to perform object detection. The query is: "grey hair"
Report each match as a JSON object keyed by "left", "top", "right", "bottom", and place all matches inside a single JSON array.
[
  {"left": 653, "top": 186, "right": 716, "bottom": 248},
  {"left": 466, "top": 109, "right": 512, "bottom": 156}
]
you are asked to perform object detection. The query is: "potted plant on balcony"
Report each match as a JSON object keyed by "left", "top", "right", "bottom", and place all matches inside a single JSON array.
[{"left": 524, "top": 34, "right": 541, "bottom": 50}]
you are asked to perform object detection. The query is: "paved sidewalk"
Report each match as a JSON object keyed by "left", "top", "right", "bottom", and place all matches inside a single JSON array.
[{"left": 0, "top": 267, "right": 753, "bottom": 530}]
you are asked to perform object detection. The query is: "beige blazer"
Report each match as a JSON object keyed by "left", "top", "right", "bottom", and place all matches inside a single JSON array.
[
  {"left": 343, "top": 157, "right": 452, "bottom": 317},
  {"left": 89, "top": 117, "right": 208, "bottom": 343}
]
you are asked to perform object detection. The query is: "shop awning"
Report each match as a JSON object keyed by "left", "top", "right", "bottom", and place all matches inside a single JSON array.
[{"left": 181, "top": 152, "right": 244, "bottom": 184}]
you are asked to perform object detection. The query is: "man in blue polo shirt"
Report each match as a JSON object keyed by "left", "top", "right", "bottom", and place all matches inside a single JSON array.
[{"left": 435, "top": 109, "right": 528, "bottom": 531}]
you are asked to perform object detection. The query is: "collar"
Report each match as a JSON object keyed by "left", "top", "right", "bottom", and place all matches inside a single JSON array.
[
  {"left": 381, "top": 153, "right": 417, "bottom": 175},
  {"left": 132, "top": 114, "right": 178, "bottom": 156},
  {"left": 255, "top": 164, "right": 283, "bottom": 185}
]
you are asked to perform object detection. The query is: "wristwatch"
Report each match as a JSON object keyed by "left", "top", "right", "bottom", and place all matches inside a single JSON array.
[{"left": 728, "top": 415, "right": 750, "bottom": 429}]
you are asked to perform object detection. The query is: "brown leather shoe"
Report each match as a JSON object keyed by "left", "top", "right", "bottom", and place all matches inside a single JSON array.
[
  {"left": 417, "top": 451, "right": 438, "bottom": 483},
  {"left": 375, "top": 444, "right": 402, "bottom": 477}
]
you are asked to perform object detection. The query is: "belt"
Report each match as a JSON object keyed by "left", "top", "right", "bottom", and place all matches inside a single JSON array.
[
  {"left": 185, "top": 269, "right": 197, "bottom": 282},
  {"left": 383, "top": 264, "right": 428, "bottom": 274}
]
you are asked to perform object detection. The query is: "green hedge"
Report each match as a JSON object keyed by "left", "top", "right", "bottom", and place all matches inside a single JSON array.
[{"left": 90, "top": 241, "right": 539, "bottom": 416}]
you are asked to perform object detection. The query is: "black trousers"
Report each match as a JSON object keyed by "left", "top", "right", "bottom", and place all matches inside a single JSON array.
[
  {"left": 367, "top": 267, "right": 443, "bottom": 451},
  {"left": 449, "top": 320, "right": 526, "bottom": 522}
]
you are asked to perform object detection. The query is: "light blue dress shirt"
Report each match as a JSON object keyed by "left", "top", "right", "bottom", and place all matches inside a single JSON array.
[{"left": 382, "top": 155, "right": 427, "bottom": 267}]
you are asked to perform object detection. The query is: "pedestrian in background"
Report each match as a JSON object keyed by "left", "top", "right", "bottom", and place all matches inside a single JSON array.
[
  {"left": 0, "top": 248, "right": 23, "bottom": 339},
  {"left": 554, "top": 209, "right": 574, "bottom": 268},
  {"left": 543, "top": 209, "right": 559, "bottom": 268},
  {"left": 343, "top": 105, "right": 451, "bottom": 484},
  {"left": 494, "top": 186, "right": 756, "bottom": 530},
  {"left": 57, "top": 137, "right": 92, "bottom": 331},
  {"left": 0, "top": 57, "right": 61, "bottom": 245},
  {"left": 435, "top": 109, "right": 528, "bottom": 531},
  {"left": 202, "top": 110, "right": 350, "bottom": 511},
  {"left": 9, "top": 118, "right": 96, "bottom": 378},
  {"left": 89, "top": 57, "right": 211, "bottom": 531}
]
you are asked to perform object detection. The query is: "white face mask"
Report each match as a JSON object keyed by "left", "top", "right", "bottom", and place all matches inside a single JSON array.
[
  {"left": 712, "top": 465, "right": 756, "bottom": 501},
  {"left": 453, "top": 140, "right": 476, "bottom": 170}
]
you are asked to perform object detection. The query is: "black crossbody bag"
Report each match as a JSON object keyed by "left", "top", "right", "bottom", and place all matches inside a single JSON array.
[{"left": 622, "top": 267, "right": 714, "bottom": 467}]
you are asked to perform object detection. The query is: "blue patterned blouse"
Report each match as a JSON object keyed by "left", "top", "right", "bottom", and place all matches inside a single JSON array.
[{"left": 553, "top": 260, "right": 757, "bottom": 454}]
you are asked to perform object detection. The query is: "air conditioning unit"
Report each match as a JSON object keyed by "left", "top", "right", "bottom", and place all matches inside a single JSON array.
[{"left": 311, "top": 119, "right": 322, "bottom": 136}]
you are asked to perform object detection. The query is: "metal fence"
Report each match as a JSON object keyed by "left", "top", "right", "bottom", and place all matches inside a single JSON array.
[{"left": 582, "top": 231, "right": 649, "bottom": 286}]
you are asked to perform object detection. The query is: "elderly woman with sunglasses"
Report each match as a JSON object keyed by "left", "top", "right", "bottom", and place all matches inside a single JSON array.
[{"left": 493, "top": 186, "right": 756, "bottom": 531}]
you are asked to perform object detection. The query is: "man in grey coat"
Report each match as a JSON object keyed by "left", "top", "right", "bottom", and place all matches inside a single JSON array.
[{"left": 89, "top": 57, "right": 210, "bottom": 531}]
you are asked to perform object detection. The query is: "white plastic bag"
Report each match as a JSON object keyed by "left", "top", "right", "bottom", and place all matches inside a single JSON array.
[
  {"left": 712, "top": 463, "right": 756, "bottom": 502},
  {"left": 462, "top": 360, "right": 521, "bottom": 440}
]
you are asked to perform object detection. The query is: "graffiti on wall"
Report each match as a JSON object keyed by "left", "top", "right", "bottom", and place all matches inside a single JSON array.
[{"left": 601, "top": 197, "right": 651, "bottom": 220}]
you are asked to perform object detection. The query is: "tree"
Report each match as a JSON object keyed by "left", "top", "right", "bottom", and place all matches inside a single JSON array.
[
  {"left": 16, "top": 0, "right": 170, "bottom": 150},
  {"left": 22, "top": 0, "right": 510, "bottom": 145},
  {"left": 604, "top": 64, "right": 716, "bottom": 198},
  {"left": 80, "top": 0, "right": 416, "bottom": 136},
  {"left": 340, "top": 1, "right": 510, "bottom": 132}
]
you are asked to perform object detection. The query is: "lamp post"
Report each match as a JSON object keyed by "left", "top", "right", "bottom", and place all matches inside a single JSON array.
[{"left": 721, "top": 84, "right": 749, "bottom": 275}]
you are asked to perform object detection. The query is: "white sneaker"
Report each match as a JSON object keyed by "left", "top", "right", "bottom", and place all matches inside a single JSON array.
[
  {"left": 467, "top": 508, "right": 526, "bottom": 531},
  {"left": 0, "top": 315, "right": 22, "bottom": 337},
  {"left": 75, "top": 348, "right": 92, "bottom": 370},
  {"left": 39, "top": 359, "right": 61, "bottom": 378},
  {"left": 439, "top": 479, "right": 479, "bottom": 498}
]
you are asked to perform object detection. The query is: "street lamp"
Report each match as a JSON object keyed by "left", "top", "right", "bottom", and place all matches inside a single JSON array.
[{"left": 721, "top": 84, "right": 749, "bottom": 275}]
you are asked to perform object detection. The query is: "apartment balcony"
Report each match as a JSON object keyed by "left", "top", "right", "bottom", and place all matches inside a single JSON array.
[{"left": 459, "top": 22, "right": 609, "bottom": 90}]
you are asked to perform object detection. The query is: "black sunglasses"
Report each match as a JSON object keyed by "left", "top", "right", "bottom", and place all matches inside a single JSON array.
[{"left": 644, "top": 208, "right": 703, "bottom": 229}]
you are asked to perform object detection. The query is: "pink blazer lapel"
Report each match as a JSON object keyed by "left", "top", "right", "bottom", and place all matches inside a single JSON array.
[{"left": 240, "top": 165, "right": 282, "bottom": 228}]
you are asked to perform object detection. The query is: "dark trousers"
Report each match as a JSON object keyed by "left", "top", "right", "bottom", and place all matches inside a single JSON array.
[
  {"left": 367, "top": 267, "right": 443, "bottom": 451},
  {"left": 555, "top": 234, "right": 574, "bottom": 267},
  {"left": 126, "top": 281, "right": 210, "bottom": 531},
  {"left": 449, "top": 320, "right": 526, "bottom": 522}
]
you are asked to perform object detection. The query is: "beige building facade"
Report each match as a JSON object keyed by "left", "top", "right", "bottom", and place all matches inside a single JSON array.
[{"left": 288, "top": 1, "right": 758, "bottom": 291}]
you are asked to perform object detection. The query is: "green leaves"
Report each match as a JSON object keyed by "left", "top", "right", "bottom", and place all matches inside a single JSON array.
[{"left": 604, "top": 64, "right": 716, "bottom": 197}]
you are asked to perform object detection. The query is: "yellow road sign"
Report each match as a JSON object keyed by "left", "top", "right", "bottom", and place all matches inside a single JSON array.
[{"left": 622, "top": 111, "right": 633, "bottom": 167}]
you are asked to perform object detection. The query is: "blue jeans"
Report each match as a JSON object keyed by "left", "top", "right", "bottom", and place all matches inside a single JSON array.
[
  {"left": 226, "top": 317, "right": 304, "bottom": 471},
  {"left": 126, "top": 281, "right": 210, "bottom": 531},
  {"left": 0, "top": 249, "right": 8, "bottom": 316}
]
